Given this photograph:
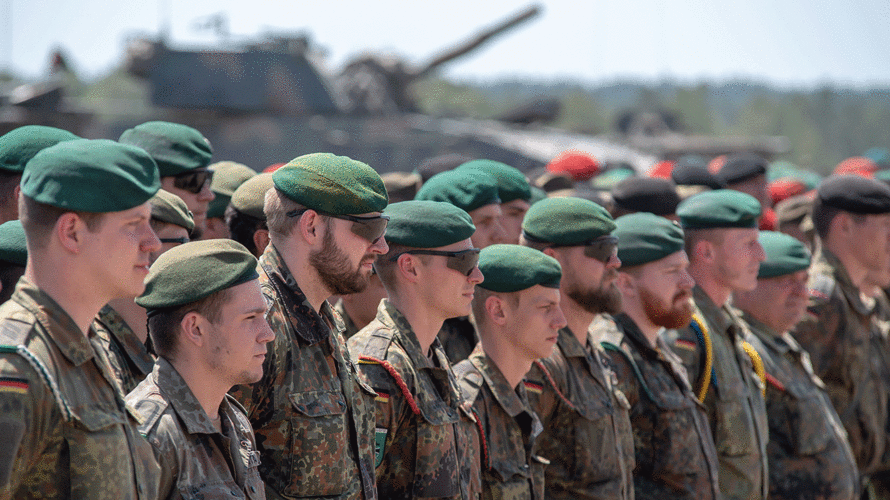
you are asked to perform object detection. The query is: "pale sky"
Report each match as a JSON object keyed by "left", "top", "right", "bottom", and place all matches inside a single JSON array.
[{"left": 4, "top": 0, "right": 889, "bottom": 87}]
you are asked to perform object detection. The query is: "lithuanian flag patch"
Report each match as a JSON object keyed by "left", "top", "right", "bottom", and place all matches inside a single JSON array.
[{"left": 0, "top": 377, "right": 28, "bottom": 394}]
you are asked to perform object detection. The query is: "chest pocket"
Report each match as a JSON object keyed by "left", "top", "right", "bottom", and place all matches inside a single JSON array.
[
  {"left": 412, "top": 375, "right": 461, "bottom": 499},
  {"left": 566, "top": 364, "right": 626, "bottom": 484},
  {"left": 285, "top": 390, "right": 350, "bottom": 497},
  {"left": 784, "top": 382, "right": 834, "bottom": 456},
  {"left": 66, "top": 403, "right": 140, "bottom": 500}
]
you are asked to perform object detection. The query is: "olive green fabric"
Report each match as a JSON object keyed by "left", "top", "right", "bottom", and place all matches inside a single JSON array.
[
  {"left": 457, "top": 159, "right": 531, "bottom": 203},
  {"left": 0, "top": 220, "right": 26, "bottom": 266},
  {"left": 521, "top": 196, "right": 615, "bottom": 245},
  {"left": 118, "top": 121, "right": 213, "bottom": 176},
  {"left": 0, "top": 125, "right": 79, "bottom": 174},
  {"left": 676, "top": 189, "right": 762, "bottom": 230},
  {"left": 21, "top": 139, "right": 160, "bottom": 213},
  {"left": 817, "top": 174, "right": 890, "bottom": 214},
  {"left": 137, "top": 239, "right": 259, "bottom": 310},
  {"left": 414, "top": 169, "right": 500, "bottom": 213},
  {"left": 614, "top": 212, "right": 685, "bottom": 267},
  {"left": 477, "top": 244, "right": 561, "bottom": 292},
  {"left": 273, "top": 153, "right": 388, "bottom": 215},
  {"left": 150, "top": 190, "right": 195, "bottom": 232},
  {"left": 207, "top": 161, "right": 256, "bottom": 218},
  {"left": 757, "top": 231, "right": 811, "bottom": 279},
  {"left": 383, "top": 200, "right": 475, "bottom": 248},
  {"left": 231, "top": 173, "right": 274, "bottom": 220}
]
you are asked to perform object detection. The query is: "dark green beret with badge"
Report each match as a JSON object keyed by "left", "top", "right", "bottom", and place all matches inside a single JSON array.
[
  {"left": 118, "top": 121, "right": 213, "bottom": 176},
  {"left": 477, "top": 244, "right": 561, "bottom": 292},
  {"left": 0, "top": 125, "right": 79, "bottom": 174},
  {"left": 522, "top": 197, "right": 615, "bottom": 245},
  {"left": 207, "top": 161, "right": 256, "bottom": 218},
  {"left": 273, "top": 153, "right": 388, "bottom": 215},
  {"left": 614, "top": 212, "right": 684, "bottom": 267},
  {"left": 817, "top": 174, "right": 890, "bottom": 214},
  {"left": 758, "top": 231, "right": 811, "bottom": 278},
  {"left": 150, "top": 190, "right": 195, "bottom": 232},
  {"left": 137, "top": 239, "right": 259, "bottom": 311},
  {"left": 415, "top": 169, "right": 500, "bottom": 213},
  {"left": 384, "top": 200, "right": 475, "bottom": 248},
  {"left": 677, "top": 189, "right": 762, "bottom": 230},
  {"left": 457, "top": 159, "right": 531, "bottom": 203},
  {"left": 22, "top": 139, "right": 160, "bottom": 213},
  {"left": 0, "top": 220, "right": 27, "bottom": 266},
  {"left": 232, "top": 173, "right": 274, "bottom": 220}
]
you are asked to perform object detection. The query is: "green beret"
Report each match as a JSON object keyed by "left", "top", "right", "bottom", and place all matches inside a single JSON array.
[
  {"left": 273, "top": 153, "right": 388, "bottom": 215},
  {"left": 528, "top": 186, "right": 548, "bottom": 205},
  {"left": 137, "top": 239, "right": 259, "bottom": 310},
  {"left": 477, "top": 244, "right": 561, "bottom": 293},
  {"left": 457, "top": 159, "right": 532, "bottom": 203},
  {"left": 522, "top": 197, "right": 615, "bottom": 245},
  {"left": 384, "top": 200, "right": 475, "bottom": 248},
  {"left": 817, "top": 175, "right": 890, "bottom": 214},
  {"left": 415, "top": 169, "right": 500, "bottom": 213},
  {"left": 614, "top": 213, "right": 684, "bottom": 267},
  {"left": 0, "top": 220, "right": 27, "bottom": 266},
  {"left": 150, "top": 190, "right": 195, "bottom": 232},
  {"left": 119, "top": 121, "right": 213, "bottom": 176},
  {"left": 21, "top": 139, "right": 160, "bottom": 213},
  {"left": 0, "top": 125, "right": 79, "bottom": 174},
  {"left": 207, "top": 161, "right": 256, "bottom": 218},
  {"left": 591, "top": 167, "right": 635, "bottom": 191},
  {"left": 232, "top": 173, "right": 274, "bottom": 220},
  {"left": 677, "top": 189, "right": 762, "bottom": 230},
  {"left": 758, "top": 231, "right": 811, "bottom": 279}
]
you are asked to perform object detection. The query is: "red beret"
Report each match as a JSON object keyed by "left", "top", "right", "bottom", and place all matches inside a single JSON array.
[{"left": 546, "top": 150, "right": 600, "bottom": 181}]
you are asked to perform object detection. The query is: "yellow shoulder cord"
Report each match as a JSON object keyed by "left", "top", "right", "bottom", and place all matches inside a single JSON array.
[
  {"left": 741, "top": 341, "right": 767, "bottom": 396},
  {"left": 690, "top": 314, "right": 713, "bottom": 403}
]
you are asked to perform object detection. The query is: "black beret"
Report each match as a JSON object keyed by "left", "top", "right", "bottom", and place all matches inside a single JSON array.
[
  {"left": 612, "top": 177, "right": 680, "bottom": 216},
  {"left": 614, "top": 213, "right": 685, "bottom": 267},
  {"left": 677, "top": 190, "right": 762, "bottom": 229},
  {"left": 817, "top": 175, "right": 890, "bottom": 214},
  {"left": 718, "top": 153, "right": 768, "bottom": 185},
  {"left": 383, "top": 200, "right": 475, "bottom": 248},
  {"left": 477, "top": 244, "right": 561, "bottom": 292},
  {"left": 758, "top": 231, "right": 811, "bottom": 278},
  {"left": 671, "top": 162, "right": 725, "bottom": 189}
]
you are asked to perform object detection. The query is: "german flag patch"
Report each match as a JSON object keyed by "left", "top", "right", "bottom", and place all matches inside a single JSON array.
[
  {"left": 0, "top": 377, "right": 28, "bottom": 395},
  {"left": 674, "top": 339, "right": 697, "bottom": 351},
  {"left": 374, "top": 391, "right": 390, "bottom": 404},
  {"left": 523, "top": 380, "right": 543, "bottom": 394}
]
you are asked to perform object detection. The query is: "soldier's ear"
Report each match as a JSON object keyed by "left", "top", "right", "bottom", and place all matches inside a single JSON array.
[
  {"left": 396, "top": 253, "right": 421, "bottom": 283},
  {"left": 485, "top": 295, "right": 508, "bottom": 326},
  {"left": 298, "top": 209, "right": 323, "bottom": 245},
  {"left": 180, "top": 311, "right": 208, "bottom": 348},
  {"left": 615, "top": 272, "right": 635, "bottom": 298},
  {"left": 54, "top": 212, "right": 84, "bottom": 254}
]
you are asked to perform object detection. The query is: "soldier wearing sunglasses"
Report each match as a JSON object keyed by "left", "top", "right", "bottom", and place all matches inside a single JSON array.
[
  {"left": 348, "top": 200, "right": 484, "bottom": 500},
  {"left": 519, "top": 196, "right": 635, "bottom": 500},
  {"left": 230, "top": 153, "right": 387, "bottom": 500},
  {"left": 120, "top": 121, "right": 216, "bottom": 239}
]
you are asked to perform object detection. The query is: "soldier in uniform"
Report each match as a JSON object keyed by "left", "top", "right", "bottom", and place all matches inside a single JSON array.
[
  {"left": 119, "top": 121, "right": 216, "bottom": 239},
  {"left": 601, "top": 213, "right": 722, "bottom": 499},
  {"left": 790, "top": 175, "right": 890, "bottom": 495},
  {"left": 664, "top": 189, "right": 770, "bottom": 500},
  {"left": 231, "top": 153, "right": 386, "bottom": 500},
  {"left": 455, "top": 244, "right": 566, "bottom": 499},
  {"left": 0, "top": 139, "right": 161, "bottom": 499},
  {"left": 0, "top": 220, "right": 26, "bottom": 304},
  {"left": 334, "top": 269, "right": 388, "bottom": 340},
  {"left": 127, "top": 239, "right": 273, "bottom": 499},
  {"left": 519, "top": 196, "right": 635, "bottom": 500},
  {"left": 456, "top": 159, "right": 534, "bottom": 244},
  {"left": 735, "top": 231, "right": 859, "bottom": 500},
  {"left": 92, "top": 189, "right": 195, "bottom": 394},
  {"left": 203, "top": 160, "right": 256, "bottom": 240},
  {"left": 227, "top": 173, "right": 274, "bottom": 257},
  {"left": 347, "top": 200, "right": 483, "bottom": 500}
]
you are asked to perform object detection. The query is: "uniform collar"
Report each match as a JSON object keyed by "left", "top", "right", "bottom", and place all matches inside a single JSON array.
[
  {"left": 818, "top": 248, "right": 874, "bottom": 316},
  {"left": 96, "top": 304, "right": 155, "bottom": 374},
  {"left": 154, "top": 357, "right": 233, "bottom": 436},
  {"left": 467, "top": 346, "right": 529, "bottom": 418},
  {"left": 693, "top": 285, "right": 734, "bottom": 334},
  {"left": 376, "top": 299, "right": 450, "bottom": 371}
]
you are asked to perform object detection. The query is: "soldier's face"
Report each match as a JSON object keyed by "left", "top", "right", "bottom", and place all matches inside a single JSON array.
[
  {"left": 469, "top": 204, "right": 507, "bottom": 249},
  {"left": 559, "top": 245, "right": 622, "bottom": 315},
  {"left": 205, "top": 279, "right": 274, "bottom": 386},
  {"left": 851, "top": 213, "right": 890, "bottom": 275},
  {"left": 629, "top": 251, "right": 695, "bottom": 330},
  {"left": 149, "top": 222, "right": 190, "bottom": 265},
  {"left": 418, "top": 238, "right": 484, "bottom": 319},
  {"left": 161, "top": 174, "right": 215, "bottom": 239},
  {"left": 713, "top": 228, "right": 765, "bottom": 292},
  {"left": 746, "top": 270, "right": 809, "bottom": 333},
  {"left": 500, "top": 199, "right": 530, "bottom": 244},
  {"left": 310, "top": 213, "right": 389, "bottom": 296},
  {"left": 503, "top": 285, "right": 566, "bottom": 361}
]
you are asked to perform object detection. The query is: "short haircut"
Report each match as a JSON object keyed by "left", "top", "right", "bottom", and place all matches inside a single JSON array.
[
  {"left": 373, "top": 243, "right": 428, "bottom": 295},
  {"left": 471, "top": 285, "right": 519, "bottom": 331},
  {"left": 147, "top": 286, "right": 234, "bottom": 359},
  {"left": 810, "top": 197, "right": 866, "bottom": 239},
  {"left": 264, "top": 187, "right": 301, "bottom": 238},
  {"left": 518, "top": 234, "right": 550, "bottom": 252},
  {"left": 18, "top": 195, "right": 104, "bottom": 249},
  {"left": 225, "top": 205, "right": 267, "bottom": 256},
  {"left": 683, "top": 228, "right": 725, "bottom": 260},
  {"left": 0, "top": 171, "right": 20, "bottom": 209}
]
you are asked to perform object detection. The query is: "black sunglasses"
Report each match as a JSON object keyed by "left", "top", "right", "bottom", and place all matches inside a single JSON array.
[
  {"left": 172, "top": 169, "right": 214, "bottom": 194},
  {"left": 159, "top": 237, "right": 190, "bottom": 245},
  {"left": 389, "top": 248, "right": 481, "bottom": 276},
  {"left": 286, "top": 208, "right": 389, "bottom": 244},
  {"left": 549, "top": 235, "right": 618, "bottom": 263}
]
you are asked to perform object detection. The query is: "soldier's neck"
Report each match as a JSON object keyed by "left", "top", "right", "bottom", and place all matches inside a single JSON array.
[
  {"left": 688, "top": 265, "right": 731, "bottom": 307},
  {"left": 479, "top": 333, "right": 530, "bottom": 389},
  {"left": 106, "top": 298, "right": 149, "bottom": 343},
  {"left": 619, "top": 300, "right": 660, "bottom": 348},
  {"left": 561, "top": 296, "right": 596, "bottom": 345},
  {"left": 169, "top": 355, "right": 226, "bottom": 428},
  {"left": 26, "top": 260, "right": 106, "bottom": 337},
  {"left": 824, "top": 242, "right": 868, "bottom": 290},
  {"left": 388, "top": 293, "right": 445, "bottom": 357}
]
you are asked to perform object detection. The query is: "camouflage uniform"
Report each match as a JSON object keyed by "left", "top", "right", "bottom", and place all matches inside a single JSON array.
[
  {"left": 92, "top": 304, "right": 155, "bottom": 394},
  {"left": 333, "top": 298, "right": 361, "bottom": 340},
  {"left": 438, "top": 316, "right": 478, "bottom": 364},
  {"left": 0, "top": 279, "right": 159, "bottom": 500},
  {"left": 665, "top": 286, "right": 769, "bottom": 500},
  {"left": 742, "top": 312, "right": 859, "bottom": 500},
  {"left": 230, "top": 245, "right": 378, "bottom": 500},
  {"left": 791, "top": 249, "right": 889, "bottom": 480},
  {"left": 598, "top": 313, "right": 722, "bottom": 500},
  {"left": 347, "top": 300, "right": 482, "bottom": 500},
  {"left": 127, "top": 357, "right": 265, "bottom": 499},
  {"left": 524, "top": 318, "right": 635, "bottom": 500},
  {"left": 454, "top": 344, "right": 547, "bottom": 500}
]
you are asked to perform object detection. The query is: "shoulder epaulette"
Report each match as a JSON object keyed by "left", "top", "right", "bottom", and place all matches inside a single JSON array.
[
  {"left": 452, "top": 361, "right": 483, "bottom": 405},
  {"left": 358, "top": 355, "right": 421, "bottom": 415},
  {"left": 601, "top": 342, "right": 655, "bottom": 403},
  {"left": 532, "top": 359, "right": 577, "bottom": 412},
  {"left": 688, "top": 314, "right": 716, "bottom": 403},
  {"left": 131, "top": 398, "right": 168, "bottom": 436},
  {"left": 741, "top": 341, "right": 767, "bottom": 396}
]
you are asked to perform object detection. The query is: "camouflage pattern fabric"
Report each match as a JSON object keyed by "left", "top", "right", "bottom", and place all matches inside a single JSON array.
[
  {"left": 92, "top": 304, "right": 155, "bottom": 394},
  {"left": 598, "top": 313, "right": 721, "bottom": 500},
  {"left": 664, "top": 286, "right": 769, "bottom": 500},
  {"left": 0, "top": 278, "right": 160, "bottom": 500},
  {"left": 438, "top": 316, "right": 478, "bottom": 364},
  {"left": 524, "top": 319, "right": 635, "bottom": 500},
  {"left": 454, "top": 345, "right": 547, "bottom": 500},
  {"left": 229, "top": 245, "right": 377, "bottom": 500},
  {"left": 333, "top": 298, "right": 361, "bottom": 340},
  {"left": 742, "top": 313, "right": 859, "bottom": 500},
  {"left": 791, "top": 249, "right": 889, "bottom": 478},
  {"left": 347, "top": 300, "right": 482, "bottom": 500},
  {"left": 127, "top": 358, "right": 265, "bottom": 499}
]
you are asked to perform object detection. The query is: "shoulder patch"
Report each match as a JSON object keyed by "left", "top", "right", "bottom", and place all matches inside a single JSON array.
[
  {"left": 131, "top": 398, "right": 168, "bottom": 436},
  {"left": 523, "top": 380, "right": 543, "bottom": 394},
  {"left": 673, "top": 339, "right": 697, "bottom": 351},
  {"left": 0, "top": 376, "right": 28, "bottom": 394},
  {"left": 358, "top": 355, "right": 420, "bottom": 415}
]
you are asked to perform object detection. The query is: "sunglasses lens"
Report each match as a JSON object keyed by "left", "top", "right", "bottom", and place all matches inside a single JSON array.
[
  {"left": 446, "top": 251, "right": 480, "bottom": 276},
  {"left": 350, "top": 217, "right": 388, "bottom": 243},
  {"left": 584, "top": 238, "right": 618, "bottom": 262},
  {"left": 173, "top": 170, "right": 213, "bottom": 194}
]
